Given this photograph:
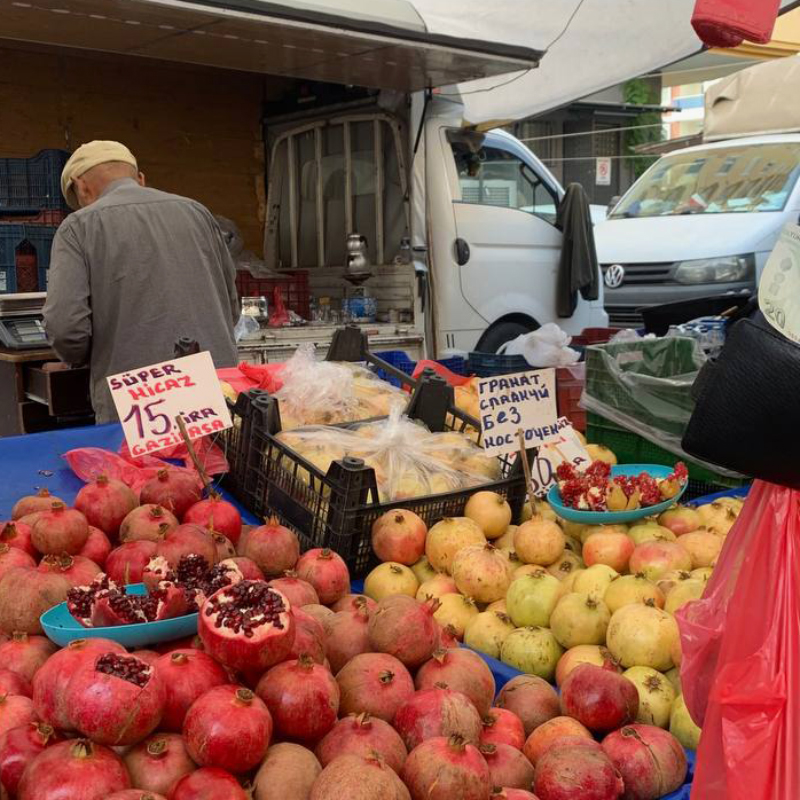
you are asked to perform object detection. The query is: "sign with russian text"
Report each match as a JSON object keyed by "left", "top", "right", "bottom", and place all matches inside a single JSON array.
[
  {"left": 478, "top": 368, "right": 562, "bottom": 457},
  {"left": 530, "top": 420, "right": 592, "bottom": 495},
  {"left": 107, "top": 352, "right": 232, "bottom": 457}
]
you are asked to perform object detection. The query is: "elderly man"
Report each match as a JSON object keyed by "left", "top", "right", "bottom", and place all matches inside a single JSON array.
[{"left": 43, "top": 141, "right": 239, "bottom": 423}]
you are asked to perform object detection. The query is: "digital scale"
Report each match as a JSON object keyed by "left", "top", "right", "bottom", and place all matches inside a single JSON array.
[{"left": 0, "top": 292, "right": 50, "bottom": 350}]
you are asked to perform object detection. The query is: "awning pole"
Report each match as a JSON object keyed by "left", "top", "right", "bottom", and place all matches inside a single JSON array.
[{"left": 413, "top": 89, "right": 432, "bottom": 156}]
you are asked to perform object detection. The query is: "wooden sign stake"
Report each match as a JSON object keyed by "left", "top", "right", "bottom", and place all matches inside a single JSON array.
[
  {"left": 518, "top": 428, "right": 538, "bottom": 503},
  {"left": 176, "top": 415, "right": 212, "bottom": 492}
]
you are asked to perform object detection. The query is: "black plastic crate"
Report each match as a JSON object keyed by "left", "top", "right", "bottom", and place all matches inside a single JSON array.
[
  {"left": 0, "top": 150, "right": 70, "bottom": 214},
  {"left": 0, "top": 223, "right": 58, "bottom": 292}
]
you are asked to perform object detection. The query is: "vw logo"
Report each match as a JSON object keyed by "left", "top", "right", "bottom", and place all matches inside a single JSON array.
[{"left": 604, "top": 264, "right": 625, "bottom": 289}]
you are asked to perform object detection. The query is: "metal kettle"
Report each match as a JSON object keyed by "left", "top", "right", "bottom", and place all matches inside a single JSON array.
[{"left": 346, "top": 233, "right": 370, "bottom": 273}]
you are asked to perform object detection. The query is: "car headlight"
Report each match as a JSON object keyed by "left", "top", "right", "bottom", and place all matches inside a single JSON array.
[{"left": 674, "top": 255, "right": 755, "bottom": 285}]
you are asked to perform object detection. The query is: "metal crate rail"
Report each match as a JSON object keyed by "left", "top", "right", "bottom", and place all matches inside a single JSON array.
[{"left": 0, "top": 150, "right": 70, "bottom": 214}]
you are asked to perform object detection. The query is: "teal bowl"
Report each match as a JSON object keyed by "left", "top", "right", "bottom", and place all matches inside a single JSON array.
[
  {"left": 547, "top": 463, "right": 687, "bottom": 524},
  {"left": 40, "top": 583, "right": 199, "bottom": 648}
]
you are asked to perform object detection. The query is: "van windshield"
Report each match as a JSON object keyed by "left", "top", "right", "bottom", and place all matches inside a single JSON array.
[{"left": 610, "top": 142, "right": 800, "bottom": 218}]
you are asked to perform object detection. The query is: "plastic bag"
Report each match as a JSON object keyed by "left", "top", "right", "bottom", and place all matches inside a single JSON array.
[
  {"left": 499, "top": 323, "right": 580, "bottom": 367},
  {"left": 268, "top": 286, "right": 290, "bottom": 327},
  {"left": 234, "top": 315, "right": 260, "bottom": 342},
  {"left": 677, "top": 480, "right": 800, "bottom": 799}
]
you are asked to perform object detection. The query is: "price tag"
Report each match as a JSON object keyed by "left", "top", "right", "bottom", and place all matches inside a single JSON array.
[
  {"left": 529, "top": 420, "right": 592, "bottom": 496},
  {"left": 478, "top": 368, "right": 562, "bottom": 457},
  {"left": 107, "top": 352, "right": 232, "bottom": 457},
  {"left": 759, "top": 223, "right": 800, "bottom": 342}
]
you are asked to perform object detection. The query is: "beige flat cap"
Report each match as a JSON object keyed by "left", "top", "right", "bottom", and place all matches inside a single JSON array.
[{"left": 61, "top": 140, "right": 138, "bottom": 210}]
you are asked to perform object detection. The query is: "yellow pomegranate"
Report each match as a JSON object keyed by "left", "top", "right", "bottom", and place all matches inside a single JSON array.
[
  {"left": 415, "top": 574, "right": 458, "bottom": 602},
  {"left": 514, "top": 518, "right": 565, "bottom": 566},
  {"left": 433, "top": 593, "right": 479, "bottom": 638},
  {"left": 464, "top": 491, "right": 512, "bottom": 539},
  {"left": 425, "top": 517, "right": 485, "bottom": 574},
  {"left": 363, "top": 562, "right": 419, "bottom": 601},
  {"left": 452, "top": 542, "right": 515, "bottom": 603}
]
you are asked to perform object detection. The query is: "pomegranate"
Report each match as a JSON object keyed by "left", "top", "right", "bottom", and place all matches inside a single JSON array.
[
  {"left": 0, "top": 695, "right": 34, "bottom": 739},
  {"left": 433, "top": 594, "right": 478, "bottom": 638},
  {"left": 582, "top": 532, "right": 634, "bottom": 573},
  {"left": 522, "top": 716, "right": 593, "bottom": 766},
  {"left": 490, "top": 790, "right": 540, "bottom": 800},
  {"left": 622, "top": 667, "right": 676, "bottom": 729},
  {"left": 410, "top": 555, "right": 439, "bottom": 584},
  {"left": 561, "top": 664, "right": 638, "bottom": 733},
  {"left": 697, "top": 501, "right": 738, "bottom": 536},
  {"left": 301, "top": 603, "right": 336, "bottom": 634},
  {"left": 107, "top": 541, "right": 159, "bottom": 584},
  {"left": 295, "top": 548, "right": 350, "bottom": 604},
  {"left": 415, "top": 648, "right": 495, "bottom": 717},
  {"left": 31, "top": 501, "right": 89, "bottom": 555},
  {"left": 629, "top": 542, "right": 692, "bottom": 582},
  {"left": 372, "top": 509, "right": 427, "bottom": 565},
  {"left": 311, "top": 752, "right": 410, "bottom": 800},
  {"left": 17, "top": 739, "right": 131, "bottom": 800},
  {"left": 107, "top": 792, "right": 168, "bottom": 800},
  {"left": 603, "top": 574, "right": 664, "bottom": 614},
  {"left": 156, "top": 524, "right": 217, "bottom": 568},
  {"left": 416, "top": 574, "right": 458, "bottom": 602},
  {"left": 533, "top": 742, "right": 624, "bottom": 800},
  {"left": 79, "top": 526, "right": 113, "bottom": 567},
  {"left": 546, "top": 550, "right": 584, "bottom": 581},
  {"left": 121, "top": 505, "right": 179, "bottom": 543},
  {"left": 436, "top": 623, "right": 461, "bottom": 650},
  {"left": 606, "top": 603, "right": 680, "bottom": 671},
  {"left": 336, "top": 652, "right": 415, "bottom": 721},
  {"left": 463, "top": 610, "right": 515, "bottom": 659},
  {"left": 0, "top": 668, "right": 31, "bottom": 697},
  {"left": 140, "top": 469, "right": 202, "bottom": 518},
  {"left": 331, "top": 593, "right": 377, "bottom": 613},
  {"left": 12, "top": 488, "right": 64, "bottom": 520},
  {"left": 365, "top": 562, "right": 419, "bottom": 600},
  {"left": 602, "top": 724, "right": 687, "bottom": 800},
  {"left": 425, "top": 517, "right": 486, "bottom": 574},
  {"left": 316, "top": 712, "right": 407, "bottom": 772},
  {"left": 253, "top": 742, "right": 322, "bottom": 800},
  {"left": 32, "top": 637, "right": 125, "bottom": 730},
  {"left": 657, "top": 506, "right": 701, "bottom": 536},
  {"left": 66, "top": 652, "right": 167, "bottom": 744},
  {"left": 256, "top": 655, "right": 339, "bottom": 744},
  {"left": 0, "top": 521, "right": 35, "bottom": 558},
  {"left": 0, "top": 632, "right": 57, "bottom": 682},
  {"left": 495, "top": 675, "right": 560, "bottom": 737},
  {"left": 368, "top": 595, "right": 440, "bottom": 668},
  {"left": 573, "top": 564, "right": 619, "bottom": 598},
  {"left": 0, "top": 544, "right": 35, "bottom": 582},
  {"left": 184, "top": 684, "right": 272, "bottom": 772},
  {"left": 326, "top": 606, "right": 372, "bottom": 674},
  {"left": 132, "top": 649, "right": 161, "bottom": 665},
  {"left": 198, "top": 581, "right": 295, "bottom": 672},
  {"left": 268, "top": 572, "right": 319, "bottom": 607},
  {"left": 550, "top": 593, "right": 611, "bottom": 649},
  {"left": 211, "top": 532, "right": 236, "bottom": 562},
  {"left": 465, "top": 490, "right": 512, "bottom": 538},
  {"left": 183, "top": 494, "right": 242, "bottom": 544},
  {"left": 75, "top": 475, "right": 137, "bottom": 536},
  {"left": 37, "top": 553, "right": 102, "bottom": 587},
  {"left": 91, "top": 585, "right": 189, "bottom": 627},
  {"left": 66, "top": 574, "right": 117, "bottom": 626},
  {"left": 153, "top": 650, "right": 229, "bottom": 731},
  {"left": 555, "top": 645, "right": 620, "bottom": 687},
  {"left": 393, "top": 685, "right": 482, "bottom": 750},
  {"left": 481, "top": 742, "right": 535, "bottom": 790},
  {"left": 452, "top": 542, "right": 514, "bottom": 603},
  {"left": 169, "top": 767, "right": 249, "bottom": 800},
  {"left": 481, "top": 708, "right": 526, "bottom": 751},
  {"left": 402, "top": 734, "right": 490, "bottom": 800},
  {"left": 677, "top": 530, "right": 722, "bottom": 569},
  {"left": 0, "top": 721, "right": 62, "bottom": 794},
  {"left": 0, "top": 565, "right": 71, "bottom": 634},
  {"left": 286, "top": 608, "right": 327, "bottom": 665},
  {"left": 627, "top": 525, "right": 675, "bottom": 546},
  {"left": 124, "top": 733, "right": 197, "bottom": 796},
  {"left": 506, "top": 570, "right": 562, "bottom": 628},
  {"left": 500, "top": 627, "right": 563, "bottom": 681},
  {"left": 669, "top": 694, "right": 701, "bottom": 751},
  {"left": 240, "top": 517, "right": 300, "bottom": 577},
  {"left": 514, "top": 518, "right": 565, "bottom": 566}
]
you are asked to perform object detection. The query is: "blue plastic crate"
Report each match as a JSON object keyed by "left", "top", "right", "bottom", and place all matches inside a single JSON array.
[
  {"left": 374, "top": 350, "right": 416, "bottom": 387},
  {"left": 0, "top": 223, "right": 58, "bottom": 292},
  {"left": 435, "top": 356, "right": 466, "bottom": 375},
  {"left": 0, "top": 149, "right": 70, "bottom": 214},
  {"left": 467, "top": 351, "right": 529, "bottom": 377}
]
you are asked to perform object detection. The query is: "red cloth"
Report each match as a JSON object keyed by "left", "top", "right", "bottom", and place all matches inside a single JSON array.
[{"left": 692, "top": 0, "right": 780, "bottom": 47}]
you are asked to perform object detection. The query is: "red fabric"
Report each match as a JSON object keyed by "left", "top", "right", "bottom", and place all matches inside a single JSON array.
[
  {"left": 216, "top": 367, "right": 260, "bottom": 395},
  {"left": 691, "top": 0, "right": 780, "bottom": 47},
  {"left": 677, "top": 481, "right": 800, "bottom": 799},
  {"left": 235, "top": 362, "right": 286, "bottom": 393}
]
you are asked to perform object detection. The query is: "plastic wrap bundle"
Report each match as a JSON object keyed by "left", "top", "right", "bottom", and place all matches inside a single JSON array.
[{"left": 276, "top": 405, "right": 502, "bottom": 502}]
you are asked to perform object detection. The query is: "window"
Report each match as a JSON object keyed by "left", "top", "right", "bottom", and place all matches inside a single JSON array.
[{"left": 448, "top": 132, "right": 559, "bottom": 224}]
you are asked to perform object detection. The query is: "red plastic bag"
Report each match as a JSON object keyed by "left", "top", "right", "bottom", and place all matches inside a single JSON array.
[
  {"left": 677, "top": 481, "right": 800, "bottom": 799},
  {"left": 236, "top": 362, "right": 286, "bottom": 393},
  {"left": 691, "top": 0, "right": 780, "bottom": 47},
  {"left": 268, "top": 286, "right": 290, "bottom": 327}
]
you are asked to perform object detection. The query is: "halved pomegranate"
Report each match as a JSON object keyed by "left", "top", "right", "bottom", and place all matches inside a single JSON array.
[
  {"left": 66, "top": 575, "right": 117, "bottom": 627},
  {"left": 90, "top": 586, "right": 189, "bottom": 627}
]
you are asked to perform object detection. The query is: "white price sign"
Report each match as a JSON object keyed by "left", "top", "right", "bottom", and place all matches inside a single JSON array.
[
  {"left": 759, "top": 223, "right": 800, "bottom": 343},
  {"left": 529, "top": 421, "right": 592, "bottom": 496},
  {"left": 107, "top": 351, "right": 232, "bottom": 457}
]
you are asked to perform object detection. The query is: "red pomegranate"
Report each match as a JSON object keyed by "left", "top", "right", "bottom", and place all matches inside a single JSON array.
[
  {"left": 132, "top": 649, "right": 162, "bottom": 666},
  {"left": 0, "top": 721, "right": 62, "bottom": 795},
  {"left": 295, "top": 548, "right": 350, "bottom": 604},
  {"left": 120, "top": 505, "right": 179, "bottom": 543},
  {"left": 219, "top": 556, "right": 263, "bottom": 581},
  {"left": 198, "top": 581, "right": 295, "bottom": 672},
  {"left": 107, "top": 792, "right": 168, "bottom": 800},
  {"left": 490, "top": 790, "right": 540, "bottom": 800},
  {"left": 140, "top": 469, "right": 202, "bottom": 518},
  {"left": 211, "top": 533, "right": 236, "bottom": 562},
  {"left": 240, "top": 517, "right": 300, "bottom": 578},
  {"left": 0, "top": 668, "right": 32, "bottom": 697},
  {"left": 415, "top": 648, "right": 496, "bottom": 718},
  {"left": 37, "top": 553, "right": 102, "bottom": 587},
  {"left": 481, "top": 742, "right": 535, "bottom": 790},
  {"left": 481, "top": 708, "right": 526, "bottom": 751},
  {"left": 106, "top": 541, "right": 158, "bottom": 584},
  {"left": 601, "top": 724, "right": 687, "bottom": 800},
  {"left": 286, "top": 608, "right": 327, "bottom": 665},
  {"left": 32, "top": 637, "right": 125, "bottom": 730},
  {"left": 495, "top": 675, "right": 561, "bottom": 737},
  {"left": 17, "top": 739, "right": 131, "bottom": 800},
  {"left": 367, "top": 595, "right": 440, "bottom": 669},
  {"left": 326, "top": 605, "right": 373, "bottom": 673},
  {"left": 0, "top": 695, "right": 35, "bottom": 740},
  {"left": 79, "top": 526, "right": 113, "bottom": 568},
  {"left": 155, "top": 524, "right": 217, "bottom": 568},
  {"left": 331, "top": 593, "right": 378, "bottom": 613},
  {"left": 523, "top": 716, "right": 593, "bottom": 766},
  {"left": 0, "top": 543, "right": 36, "bottom": 581},
  {"left": 91, "top": 585, "right": 189, "bottom": 627},
  {"left": 393, "top": 684, "right": 483, "bottom": 751},
  {"left": 66, "top": 574, "right": 117, "bottom": 627},
  {"left": 0, "top": 521, "right": 36, "bottom": 557},
  {"left": 123, "top": 733, "right": 197, "bottom": 797},
  {"left": 301, "top": 603, "right": 336, "bottom": 635},
  {"left": 534, "top": 742, "right": 624, "bottom": 800},
  {"left": 169, "top": 767, "right": 249, "bottom": 799},
  {"left": 0, "top": 632, "right": 57, "bottom": 682},
  {"left": 256, "top": 656, "right": 339, "bottom": 744},
  {"left": 371, "top": 509, "right": 427, "bottom": 565},
  {"left": 336, "top": 652, "right": 415, "bottom": 722},
  {"left": 560, "top": 664, "right": 639, "bottom": 734},
  {"left": 31, "top": 501, "right": 89, "bottom": 555},
  {"left": 75, "top": 475, "right": 137, "bottom": 536},
  {"left": 402, "top": 734, "right": 491, "bottom": 800},
  {"left": 310, "top": 752, "right": 410, "bottom": 800},
  {"left": 183, "top": 494, "right": 242, "bottom": 544},
  {"left": 65, "top": 652, "right": 167, "bottom": 745},
  {"left": 0, "top": 566, "right": 71, "bottom": 634},
  {"left": 315, "top": 712, "right": 408, "bottom": 773},
  {"left": 436, "top": 624, "right": 461, "bottom": 650},
  {"left": 267, "top": 572, "right": 320, "bottom": 607},
  {"left": 11, "top": 488, "right": 64, "bottom": 520},
  {"left": 153, "top": 650, "right": 228, "bottom": 731}
]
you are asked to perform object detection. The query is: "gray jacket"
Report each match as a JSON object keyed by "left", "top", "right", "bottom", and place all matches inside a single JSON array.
[{"left": 44, "top": 179, "right": 239, "bottom": 423}]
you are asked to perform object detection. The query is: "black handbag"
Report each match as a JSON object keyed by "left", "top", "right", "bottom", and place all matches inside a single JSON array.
[{"left": 682, "top": 308, "right": 800, "bottom": 488}]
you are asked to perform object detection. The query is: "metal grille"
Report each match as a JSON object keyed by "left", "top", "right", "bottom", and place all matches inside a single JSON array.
[{"left": 601, "top": 262, "right": 675, "bottom": 285}]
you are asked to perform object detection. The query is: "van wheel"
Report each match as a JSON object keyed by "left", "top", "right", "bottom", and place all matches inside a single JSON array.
[{"left": 477, "top": 321, "right": 537, "bottom": 354}]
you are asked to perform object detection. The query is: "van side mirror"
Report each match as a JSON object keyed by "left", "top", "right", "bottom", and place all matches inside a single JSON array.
[{"left": 608, "top": 196, "right": 621, "bottom": 214}]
